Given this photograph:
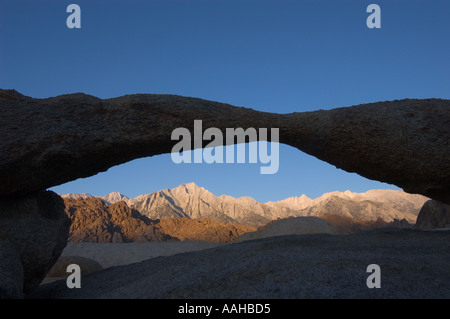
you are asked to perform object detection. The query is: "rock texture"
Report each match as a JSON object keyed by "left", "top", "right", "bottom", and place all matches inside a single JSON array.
[
  {"left": 100, "top": 192, "right": 134, "bottom": 207},
  {"left": 156, "top": 217, "right": 256, "bottom": 243},
  {"left": 65, "top": 198, "right": 173, "bottom": 243},
  {"left": 267, "top": 189, "right": 427, "bottom": 220},
  {"left": 0, "top": 90, "right": 449, "bottom": 204},
  {"left": 287, "top": 194, "right": 421, "bottom": 224},
  {"left": 64, "top": 197, "right": 255, "bottom": 243},
  {"left": 415, "top": 200, "right": 450, "bottom": 230},
  {"left": 233, "top": 216, "right": 337, "bottom": 243},
  {"left": 31, "top": 229, "right": 450, "bottom": 299},
  {"left": 0, "top": 191, "right": 70, "bottom": 295},
  {"left": 65, "top": 197, "right": 255, "bottom": 243},
  {"left": 0, "top": 239, "right": 24, "bottom": 299}
]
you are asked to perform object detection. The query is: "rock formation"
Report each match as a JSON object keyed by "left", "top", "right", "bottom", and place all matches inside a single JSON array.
[
  {"left": 0, "top": 89, "right": 448, "bottom": 298},
  {"left": 64, "top": 197, "right": 255, "bottom": 243},
  {"left": 131, "top": 183, "right": 277, "bottom": 227},
  {"left": 31, "top": 229, "right": 450, "bottom": 299},
  {"left": 100, "top": 192, "right": 134, "bottom": 207},
  {"left": 64, "top": 198, "right": 173, "bottom": 243},
  {"left": 0, "top": 191, "right": 70, "bottom": 296},
  {"left": 266, "top": 189, "right": 428, "bottom": 217},
  {"left": 286, "top": 194, "right": 422, "bottom": 224},
  {"left": 415, "top": 200, "right": 450, "bottom": 230},
  {"left": 156, "top": 217, "right": 256, "bottom": 243},
  {"left": 0, "top": 239, "right": 24, "bottom": 298},
  {"left": 0, "top": 90, "right": 449, "bottom": 204},
  {"left": 233, "top": 216, "right": 337, "bottom": 243}
]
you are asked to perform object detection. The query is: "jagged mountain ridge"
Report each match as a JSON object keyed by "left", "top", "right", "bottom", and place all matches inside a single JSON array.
[{"left": 60, "top": 182, "right": 429, "bottom": 227}]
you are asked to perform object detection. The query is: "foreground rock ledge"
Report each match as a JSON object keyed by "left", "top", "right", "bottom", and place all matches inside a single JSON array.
[
  {"left": 31, "top": 229, "right": 450, "bottom": 299},
  {"left": 1, "top": 90, "right": 449, "bottom": 204}
]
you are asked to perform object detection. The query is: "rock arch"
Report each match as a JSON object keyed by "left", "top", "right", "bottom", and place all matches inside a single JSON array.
[{"left": 1, "top": 89, "right": 449, "bottom": 204}]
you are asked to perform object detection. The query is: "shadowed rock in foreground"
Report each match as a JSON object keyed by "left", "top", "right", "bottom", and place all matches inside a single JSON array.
[
  {"left": 0, "top": 239, "right": 23, "bottom": 298},
  {"left": 1, "top": 90, "right": 449, "bottom": 204},
  {"left": 0, "top": 191, "right": 70, "bottom": 296},
  {"left": 415, "top": 199, "right": 450, "bottom": 230},
  {"left": 31, "top": 229, "right": 450, "bottom": 299}
]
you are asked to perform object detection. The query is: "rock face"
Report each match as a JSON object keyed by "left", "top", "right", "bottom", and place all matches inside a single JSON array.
[
  {"left": 0, "top": 90, "right": 449, "bottom": 204},
  {"left": 289, "top": 194, "right": 421, "bottom": 225},
  {"left": 415, "top": 200, "right": 450, "bottom": 230},
  {"left": 0, "top": 239, "right": 24, "bottom": 299},
  {"left": 267, "top": 189, "right": 428, "bottom": 222},
  {"left": 100, "top": 192, "right": 134, "bottom": 207},
  {"left": 65, "top": 197, "right": 255, "bottom": 243},
  {"left": 132, "top": 183, "right": 277, "bottom": 227},
  {"left": 233, "top": 216, "right": 337, "bottom": 243},
  {"left": 65, "top": 198, "right": 173, "bottom": 243},
  {"left": 156, "top": 217, "right": 256, "bottom": 243},
  {"left": 0, "top": 191, "right": 70, "bottom": 296}
]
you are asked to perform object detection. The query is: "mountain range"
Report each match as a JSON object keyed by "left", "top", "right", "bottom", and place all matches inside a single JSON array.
[{"left": 61, "top": 182, "right": 429, "bottom": 228}]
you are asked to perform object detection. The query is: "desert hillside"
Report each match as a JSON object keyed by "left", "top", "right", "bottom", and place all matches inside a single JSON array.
[{"left": 64, "top": 197, "right": 255, "bottom": 243}]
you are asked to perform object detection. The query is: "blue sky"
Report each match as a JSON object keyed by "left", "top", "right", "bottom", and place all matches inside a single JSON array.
[{"left": 1, "top": 0, "right": 449, "bottom": 202}]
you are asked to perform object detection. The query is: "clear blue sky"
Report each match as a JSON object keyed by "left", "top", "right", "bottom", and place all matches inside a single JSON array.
[{"left": 1, "top": 0, "right": 449, "bottom": 202}]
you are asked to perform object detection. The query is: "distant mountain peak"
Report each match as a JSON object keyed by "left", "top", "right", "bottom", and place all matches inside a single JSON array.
[
  {"left": 107, "top": 191, "right": 127, "bottom": 197},
  {"left": 180, "top": 182, "right": 202, "bottom": 191},
  {"left": 170, "top": 182, "right": 212, "bottom": 197},
  {"left": 101, "top": 192, "right": 133, "bottom": 206},
  {"left": 182, "top": 182, "right": 199, "bottom": 187}
]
